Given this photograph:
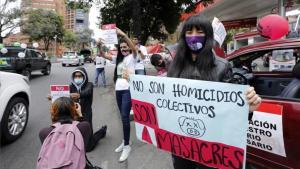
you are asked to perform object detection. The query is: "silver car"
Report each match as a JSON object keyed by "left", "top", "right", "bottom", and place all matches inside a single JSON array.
[{"left": 62, "top": 52, "right": 84, "bottom": 66}]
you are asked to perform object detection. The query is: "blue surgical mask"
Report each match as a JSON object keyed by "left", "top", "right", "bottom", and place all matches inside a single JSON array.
[
  {"left": 74, "top": 78, "right": 83, "bottom": 85},
  {"left": 185, "top": 36, "right": 206, "bottom": 52}
]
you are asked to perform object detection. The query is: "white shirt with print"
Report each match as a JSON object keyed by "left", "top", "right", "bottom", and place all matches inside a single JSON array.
[{"left": 112, "top": 54, "right": 136, "bottom": 91}]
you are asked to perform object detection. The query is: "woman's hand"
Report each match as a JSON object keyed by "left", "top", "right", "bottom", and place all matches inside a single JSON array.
[
  {"left": 246, "top": 87, "right": 262, "bottom": 112},
  {"left": 122, "top": 69, "right": 130, "bottom": 81},
  {"left": 47, "top": 94, "right": 52, "bottom": 101},
  {"left": 75, "top": 103, "right": 83, "bottom": 117}
]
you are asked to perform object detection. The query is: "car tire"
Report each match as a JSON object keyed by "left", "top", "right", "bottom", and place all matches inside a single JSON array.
[
  {"left": 42, "top": 64, "right": 51, "bottom": 75},
  {"left": 1, "top": 97, "right": 29, "bottom": 144},
  {"left": 22, "top": 68, "right": 31, "bottom": 80},
  {"left": 62, "top": 63, "right": 65, "bottom": 67}
]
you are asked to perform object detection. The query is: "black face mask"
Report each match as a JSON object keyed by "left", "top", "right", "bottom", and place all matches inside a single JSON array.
[{"left": 158, "top": 61, "right": 166, "bottom": 68}]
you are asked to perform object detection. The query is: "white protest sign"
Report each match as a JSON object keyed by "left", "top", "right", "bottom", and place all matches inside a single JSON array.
[
  {"left": 212, "top": 17, "right": 227, "bottom": 46},
  {"left": 130, "top": 75, "right": 249, "bottom": 169},
  {"left": 270, "top": 49, "right": 295, "bottom": 71},
  {"left": 50, "top": 85, "right": 70, "bottom": 103},
  {"left": 247, "top": 103, "right": 286, "bottom": 157},
  {"left": 101, "top": 24, "right": 118, "bottom": 44}
]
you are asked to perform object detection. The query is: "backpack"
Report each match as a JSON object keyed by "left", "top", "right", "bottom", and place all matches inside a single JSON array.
[{"left": 37, "top": 121, "right": 86, "bottom": 169}]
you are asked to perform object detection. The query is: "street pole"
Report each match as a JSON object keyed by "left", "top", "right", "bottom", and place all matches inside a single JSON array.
[
  {"left": 54, "top": 35, "right": 57, "bottom": 57},
  {"left": 278, "top": 0, "right": 285, "bottom": 16}
]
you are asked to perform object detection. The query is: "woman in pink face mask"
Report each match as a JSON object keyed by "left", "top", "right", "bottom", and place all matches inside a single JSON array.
[
  {"left": 98, "top": 28, "right": 137, "bottom": 162},
  {"left": 168, "top": 14, "right": 262, "bottom": 169}
]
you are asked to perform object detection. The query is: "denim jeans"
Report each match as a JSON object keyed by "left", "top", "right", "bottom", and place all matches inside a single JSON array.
[
  {"left": 100, "top": 69, "right": 106, "bottom": 86},
  {"left": 94, "top": 68, "right": 104, "bottom": 86},
  {"left": 116, "top": 90, "right": 131, "bottom": 145}
]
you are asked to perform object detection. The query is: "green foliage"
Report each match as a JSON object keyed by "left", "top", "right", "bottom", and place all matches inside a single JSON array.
[
  {"left": 0, "top": 0, "right": 23, "bottom": 43},
  {"left": 65, "top": 0, "right": 92, "bottom": 12},
  {"left": 99, "top": 0, "right": 213, "bottom": 44},
  {"left": 75, "top": 28, "right": 93, "bottom": 48},
  {"left": 63, "top": 30, "right": 77, "bottom": 50},
  {"left": 22, "top": 9, "right": 65, "bottom": 51}
]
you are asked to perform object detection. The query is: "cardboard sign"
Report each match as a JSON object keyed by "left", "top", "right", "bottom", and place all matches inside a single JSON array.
[
  {"left": 212, "top": 17, "right": 227, "bottom": 46},
  {"left": 50, "top": 85, "right": 70, "bottom": 103},
  {"left": 101, "top": 24, "right": 118, "bottom": 44},
  {"left": 130, "top": 75, "right": 249, "bottom": 169},
  {"left": 270, "top": 49, "right": 295, "bottom": 71},
  {"left": 247, "top": 103, "right": 286, "bottom": 157}
]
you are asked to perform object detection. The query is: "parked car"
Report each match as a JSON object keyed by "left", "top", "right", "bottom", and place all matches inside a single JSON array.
[
  {"left": 0, "top": 46, "right": 51, "bottom": 79},
  {"left": 61, "top": 51, "right": 84, "bottom": 66},
  {"left": 227, "top": 38, "right": 300, "bottom": 169},
  {"left": 0, "top": 71, "right": 30, "bottom": 144}
]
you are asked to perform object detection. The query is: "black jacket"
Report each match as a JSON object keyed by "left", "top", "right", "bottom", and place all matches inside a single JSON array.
[
  {"left": 70, "top": 67, "right": 93, "bottom": 119},
  {"left": 175, "top": 56, "right": 232, "bottom": 82}
]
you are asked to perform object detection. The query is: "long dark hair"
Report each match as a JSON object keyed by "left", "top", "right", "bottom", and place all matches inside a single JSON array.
[
  {"left": 168, "top": 14, "right": 215, "bottom": 79},
  {"left": 113, "top": 40, "right": 131, "bottom": 82}
]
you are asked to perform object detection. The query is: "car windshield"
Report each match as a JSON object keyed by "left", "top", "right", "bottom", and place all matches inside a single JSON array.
[
  {"left": 63, "top": 52, "right": 77, "bottom": 58},
  {"left": 0, "top": 48, "right": 25, "bottom": 57}
]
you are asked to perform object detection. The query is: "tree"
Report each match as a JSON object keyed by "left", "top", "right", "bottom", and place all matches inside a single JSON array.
[
  {"left": 63, "top": 30, "right": 77, "bottom": 50},
  {"left": 75, "top": 28, "right": 93, "bottom": 49},
  {"left": 0, "top": 0, "right": 23, "bottom": 43},
  {"left": 22, "top": 9, "right": 65, "bottom": 51},
  {"left": 99, "top": 0, "right": 214, "bottom": 44}
]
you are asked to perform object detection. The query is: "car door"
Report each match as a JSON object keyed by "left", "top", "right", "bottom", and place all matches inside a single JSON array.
[
  {"left": 247, "top": 97, "right": 300, "bottom": 169},
  {"left": 243, "top": 47, "right": 300, "bottom": 169},
  {"left": 35, "top": 52, "right": 47, "bottom": 69},
  {"left": 29, "top": 50, "right": 40, "bottom": 70}
]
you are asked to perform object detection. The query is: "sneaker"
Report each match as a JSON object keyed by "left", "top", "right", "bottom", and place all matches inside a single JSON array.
[
  {"left": 119, "top": 145, "right": 131, "bottom": 162},
  {"left": 114, "top": 141, "right": 124, "bottom": 153}
]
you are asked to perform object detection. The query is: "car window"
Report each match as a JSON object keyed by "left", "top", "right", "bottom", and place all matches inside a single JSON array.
[
  {"left": 31, "top": 50, "right": 38, "bottom": 58},
  {"left": 251, "top": 48, "right": 298, "bottom": 72},
  {"left": 36, "top": 52, "right": 43, "bottom": 58},
  {"left": 26, "top": 50, "right": 32, "bottom": 58},
  {"left": 0, "top": 48, "right": 24, "bottom": 58}
]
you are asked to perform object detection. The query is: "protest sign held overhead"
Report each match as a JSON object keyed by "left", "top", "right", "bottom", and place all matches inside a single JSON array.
[
  {"left": 212, "top": 17, "right": 227, "bottom": 46},
  {"left": 130, "top": 75, "right": 249, "bottom": 169},
  {"left": 100, "top": 24, "right": 118, "bottom": 44},
  {"left": 50, "top": 85, "right": 70, "bottom": 103}
]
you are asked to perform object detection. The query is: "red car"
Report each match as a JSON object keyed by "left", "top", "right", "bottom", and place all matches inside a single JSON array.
[{"left": 227, "top": 39, "right": 300, "bottom": 169}]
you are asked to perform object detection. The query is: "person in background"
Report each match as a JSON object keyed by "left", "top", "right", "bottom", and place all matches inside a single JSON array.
[
  {"left": 132, "top": 36, "right": 148, "bottom": 75},
  {"left": 94, "top": 52, "right": 107, "bottom": 88},
  {"left": 70, "top": 67, "right": 107, "bottom": 152},
  {"left": 167, "top": 14, "right": 262, "bottom": 169},
  {"left": 150, "top": 53, "right": 173, "bottom": 76}
]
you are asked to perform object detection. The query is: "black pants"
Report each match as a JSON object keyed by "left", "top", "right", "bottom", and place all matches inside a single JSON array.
[{"left": 172, "top": 155, "right": 214, "bottom": 169}]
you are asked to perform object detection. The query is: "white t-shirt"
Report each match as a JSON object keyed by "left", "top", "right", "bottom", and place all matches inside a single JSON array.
[
  {"left": 135, "top": 45, "right": 148, "bottom": 70},
  {"left": 95, "top": 56, "right": 106, "bottom": 69},
  {"left": 112, "top": 54, "right": 136, "bottom": 91}
]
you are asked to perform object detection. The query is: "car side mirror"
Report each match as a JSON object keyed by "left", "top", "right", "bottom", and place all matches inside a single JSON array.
[{"left": 18, "top": 52, "right": 26, "bottom": 58}]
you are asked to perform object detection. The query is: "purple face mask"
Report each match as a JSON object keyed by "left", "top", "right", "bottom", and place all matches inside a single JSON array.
[
  {"left": 185, "top": 36, "right": 206, "bottom": 52},
  {"left": 121, "top": 50, "right": 130, "bottom": 56}
]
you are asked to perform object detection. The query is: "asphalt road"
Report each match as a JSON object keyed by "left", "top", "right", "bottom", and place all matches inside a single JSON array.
[{"left": 0, "top": 63, "right": 173, "bottom": 169}]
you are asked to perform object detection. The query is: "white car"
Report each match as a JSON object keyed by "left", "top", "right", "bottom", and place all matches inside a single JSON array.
[
  {"left": 62, "top": 52, "right": 84, "bottom": 67},
  {"left": 0, "top": 71, "right": 30, "bottom": 144}
]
